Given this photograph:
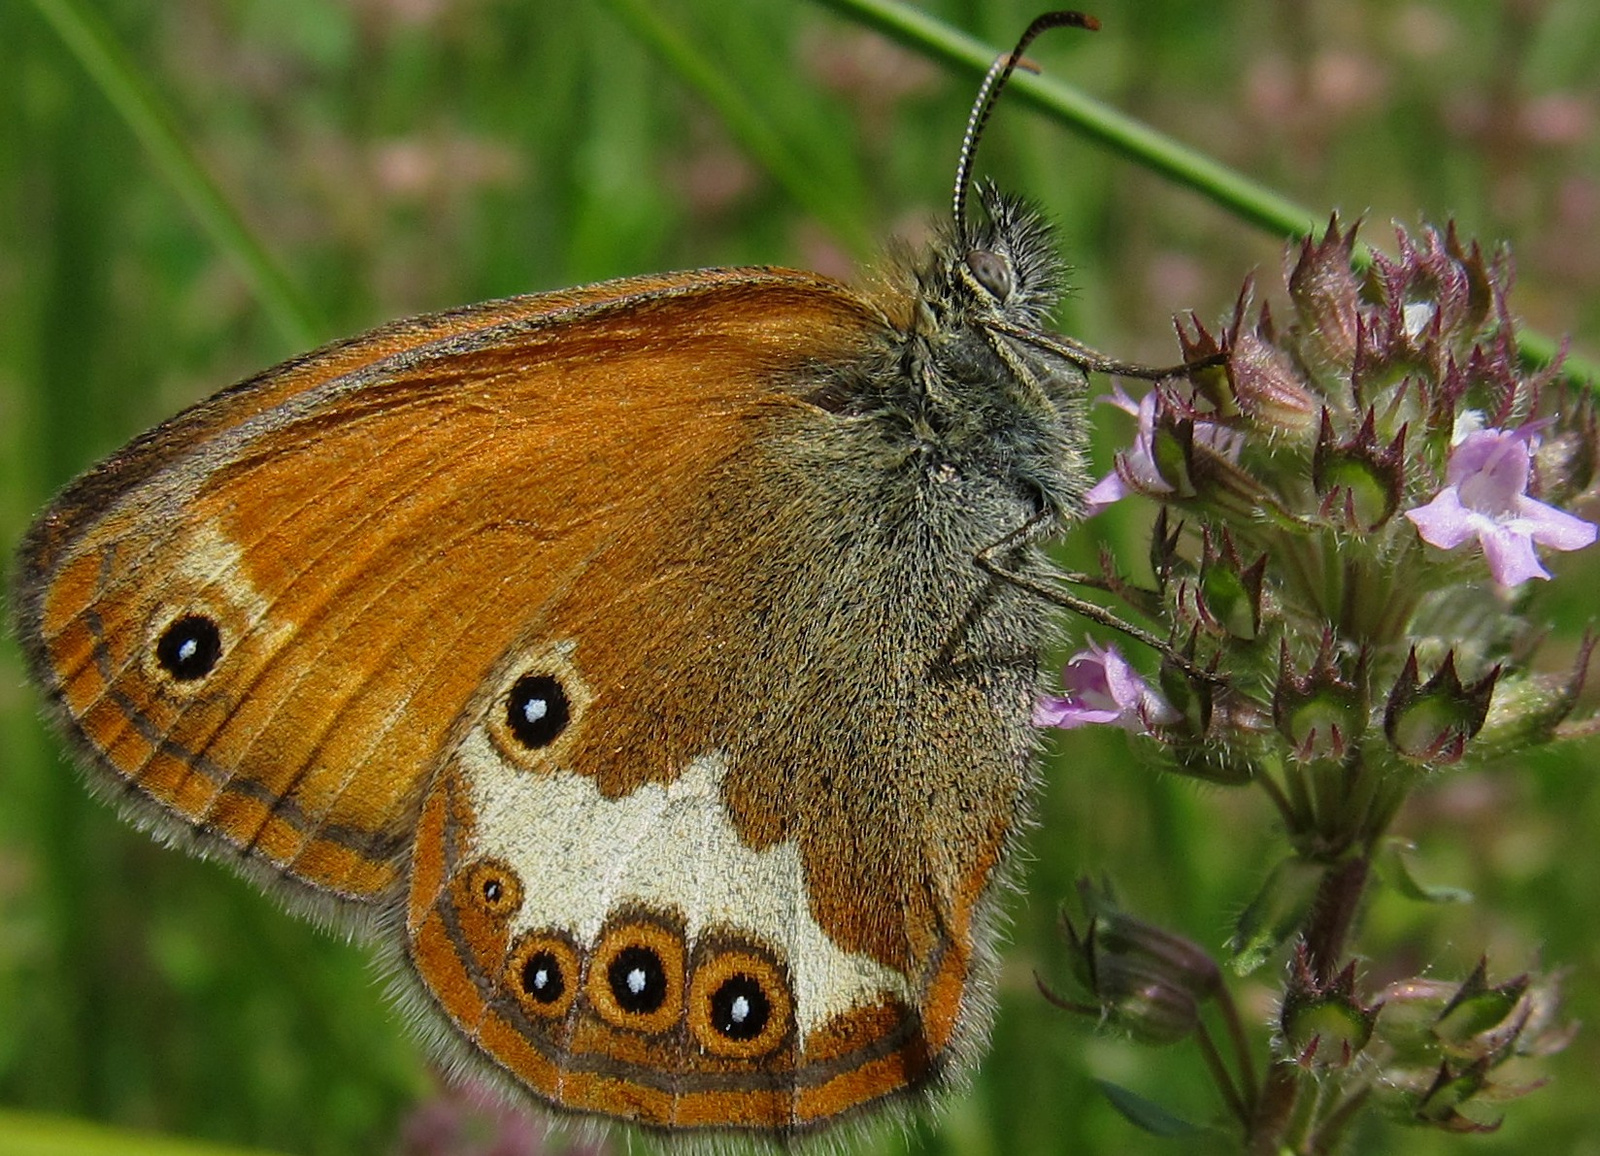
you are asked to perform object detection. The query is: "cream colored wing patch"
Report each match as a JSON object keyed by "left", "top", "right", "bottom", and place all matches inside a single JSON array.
[{"left": 461, "top": 737, "right": 911, "bottom": 1036}]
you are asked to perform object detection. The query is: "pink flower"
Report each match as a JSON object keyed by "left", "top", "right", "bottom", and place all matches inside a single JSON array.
[
  {"left": 1084, "top": 386, "right": 1245, "bottom": 515},
  {"left": 1035, "top": 641, "right": 1181, "bottom": 732},
  {"left": 1084, "top": 387, "right": 1173, "bottom": 515},
  {"left": 1405, "top": 425, "right": 1596, "bottom": 586}
]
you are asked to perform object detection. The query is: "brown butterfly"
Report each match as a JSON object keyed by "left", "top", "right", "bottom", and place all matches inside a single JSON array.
[{"left": 12, "top": 10, "right": 1162, "bottom": 1140}]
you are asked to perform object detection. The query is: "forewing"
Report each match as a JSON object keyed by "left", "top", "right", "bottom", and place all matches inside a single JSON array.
[{"left": 14, "top": 269, "right": 879, "bottom": 903}]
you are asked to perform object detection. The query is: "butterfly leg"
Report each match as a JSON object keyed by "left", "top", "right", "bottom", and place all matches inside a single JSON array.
[
  {"left": 985, "top": 319, "right": 1227, "bottom": 380},
  {"left": 975, "top": 511, "right": 1218, "bottom": 684}
]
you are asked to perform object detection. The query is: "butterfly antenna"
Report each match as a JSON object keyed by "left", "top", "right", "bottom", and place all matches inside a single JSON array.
[{"left": 951, "top": 10, "right": 1100, "bottom": 238}]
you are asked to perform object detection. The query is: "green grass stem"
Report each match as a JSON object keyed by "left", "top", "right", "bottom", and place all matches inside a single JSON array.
[{"left": 25, "top": 0, "right": 323, "bottom": 348}]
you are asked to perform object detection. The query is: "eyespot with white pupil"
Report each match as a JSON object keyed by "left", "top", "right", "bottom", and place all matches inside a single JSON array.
[
  {"left": 506, "top": 674, "right": 569, "bottom": 748},
  {"left": 460, "top": 857, "right": 522, "bottom": 919},
  {"left": 520, "top": 950, "right": 565, "bottom": 1004},
  {"left": 608, "top": 945, "right": 668, "bottom": 1014},
  {"left": 687, "top": 945, "right": 792, "bottom": 1058},
  {"left": 505, "top": 932, "right": 579, "bottom": 1019},
  {"left": 965, "top": 248, "right": 1014, "bottom": 300},
  {"left": 709, "top": 973, "right": 770, "bottom": 1041},
  {"left": 587, "top": 918, "right": 685, "bottom": 1033},
  {"left": 154, "top": 615, "right": 223, "bottom": 681}
]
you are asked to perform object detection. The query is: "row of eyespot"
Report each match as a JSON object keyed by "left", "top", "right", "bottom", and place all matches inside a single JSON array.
[
  {"left": 153, "top": 619, "right": 782, "bottom": 1055},
  {"left": 465, "top": 858, "right": 794, "bottom": 1061}
]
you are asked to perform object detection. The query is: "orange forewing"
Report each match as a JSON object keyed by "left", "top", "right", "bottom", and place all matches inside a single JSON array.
[{"left": 17, "top": 269, "right": 888, "bottom": 900}]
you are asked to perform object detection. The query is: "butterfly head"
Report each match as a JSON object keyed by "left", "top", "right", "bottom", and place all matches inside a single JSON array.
[
  {"left": 890, "top": 180, "right": 1088, "bottom": 517},
  {"left": 919, "top": 179, "right": 1067, "bottom": 346},
  {"left": 951, "top": 180, "right": 1065, "bottom": 330}
]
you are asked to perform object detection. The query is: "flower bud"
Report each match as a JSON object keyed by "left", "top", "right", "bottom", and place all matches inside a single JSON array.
[
  {"left": 1056, "top": 881, "right": 1222, "bottom": 1046},
  {"left": 1227, "top": 311, "right": 1320, "bottom": 437},
  {"left": 1534, "top": 395, "right": 1598, "bottom": 504},
  {"left": 1411, "top": 1059, "right": 1499, "bottom": 1132},
  {"left": 1313, "top": 407, "right": 1407, "bottom": 531},
  {"left": 1197, "top": 529, "right": 1267, "bottom": 641},
  {"left": 1288, "top": 214, "right": 1364, "bottom": 370},
  {"left": 1374, "top": 961, "right": 1572, "bottom": 1132},
  {"left": 1383, "top": 650, "right": 1498, "bottom": 764},
  {"left": 1471, "top": 634, "right": 1595, "bottom": 757},
  {"left": 1279, "top": 948, "right": 1378, "bottom": 1068},
  {"left": 1432, "top": 958, "right": 1527, "bottom": 1055},
  {"left": 1274, "top": 635, "right": 1369, "bottom": 760}
]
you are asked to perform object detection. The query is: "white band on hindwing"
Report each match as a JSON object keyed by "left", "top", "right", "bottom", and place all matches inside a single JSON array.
[{"left": 456, "top": 732, "right": 911, "bottom": 1037}]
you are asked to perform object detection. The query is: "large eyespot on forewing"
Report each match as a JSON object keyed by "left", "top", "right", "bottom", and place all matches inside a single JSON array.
[{"left": 485, "top": 645, "right": 590, "bottom": 771}]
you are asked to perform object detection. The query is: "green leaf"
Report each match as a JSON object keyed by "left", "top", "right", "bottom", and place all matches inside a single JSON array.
[
  {"left": 1379, "top": 839, "right": 1473, "bottom": 905},
  {"left": 1093, "top": 1080, "right": 1207, "bottom": 1139},
  {"left": 1228, "top": 856, "right": 1325, "bottom": 975}
]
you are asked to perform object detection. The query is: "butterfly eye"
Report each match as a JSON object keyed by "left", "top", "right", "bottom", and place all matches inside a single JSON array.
[
  {"left": 506, "top": 931, "right": 580, "bottom": 1019},
  {"left": 154, "top": 614, "right": 223, "bottom": 681},
  {"left": 965, "top": 249, "right": 1014, "bottom": 300},
  {"left": 587, "top": 917, "right": 685, "bottom": 1034},
  {"left": 505, "top": 674, "right": 570, "bottom": 748},
  {"left": 688, "top": 945, "right": 793, "bottom": 1059}
]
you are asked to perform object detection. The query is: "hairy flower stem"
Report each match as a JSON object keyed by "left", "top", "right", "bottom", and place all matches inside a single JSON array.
[
  {"left": 1216, "top": 983, "right": 1261, "bottom": 1111},
  {"left": 1303, "top": 857, "right": 1369, "bottom": 982},
  {"left": 1243, "top": 860, "right": 1371, "bottom": 1153},
  {"left": 1306, "top": 1086, "right": 1372, "bottom": 1155},
  {"left": 1248, "top": 1064, "right": 1301, "bottom": 1156}
]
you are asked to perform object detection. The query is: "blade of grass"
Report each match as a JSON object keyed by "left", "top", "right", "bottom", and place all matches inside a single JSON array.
[
  {"left": 811, "top": 0, "right": 1593, "bottom": 384},
  {"left": 601, "top": 0, "right": 876, "bottom": 257},
  {"left": 25, "top": 0, "right": 323, "bottom": 348},
  {"left": 812, "top": 0, "right": 1319, "bottom": 238}
]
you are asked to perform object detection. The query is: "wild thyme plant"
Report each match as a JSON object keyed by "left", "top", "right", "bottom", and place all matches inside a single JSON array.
[{"left": 1039, "top": 219, "right": 1594, "bottom": 1153}]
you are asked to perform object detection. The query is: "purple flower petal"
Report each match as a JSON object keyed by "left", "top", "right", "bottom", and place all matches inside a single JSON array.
[
  {"left": 1405, "top": 424, "right": 1597, "bottom": 586},
  {"left": 1516, "top": 495, "right": 1599, "bottom": 551},
  {"left": 1083, "top": 471, "right": 1129, "bottom": 517},
  {"left": 1478, "top": 523, "right": 1550, "bottom": 586},
  {"left": 1035, "top": 642, "right": 1179, "bottom": 733},
  {"left": 1405, "top": 487, "right": 1478, "bottom": 550}
]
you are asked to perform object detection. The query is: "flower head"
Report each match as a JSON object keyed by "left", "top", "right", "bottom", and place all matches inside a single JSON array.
[
  {"left": 1405, "top": 424, "right": 1596, "bottom": 585},
  {"left": 1034, "top": 216, "right": 1593, "bottom": 1148},
  {"left": 1035, "top": 641, "right": 1180, "bottom": 733}
]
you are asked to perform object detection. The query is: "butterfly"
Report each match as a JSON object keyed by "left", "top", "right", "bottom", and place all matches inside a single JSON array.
[{"left": 12, "top": 9, "right": 1167, "bottom": 1140}]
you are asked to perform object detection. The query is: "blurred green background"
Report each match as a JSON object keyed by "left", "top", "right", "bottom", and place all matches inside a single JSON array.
[{"left": 2, "top": 1, "right": 1598, "bottom": 1154}]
